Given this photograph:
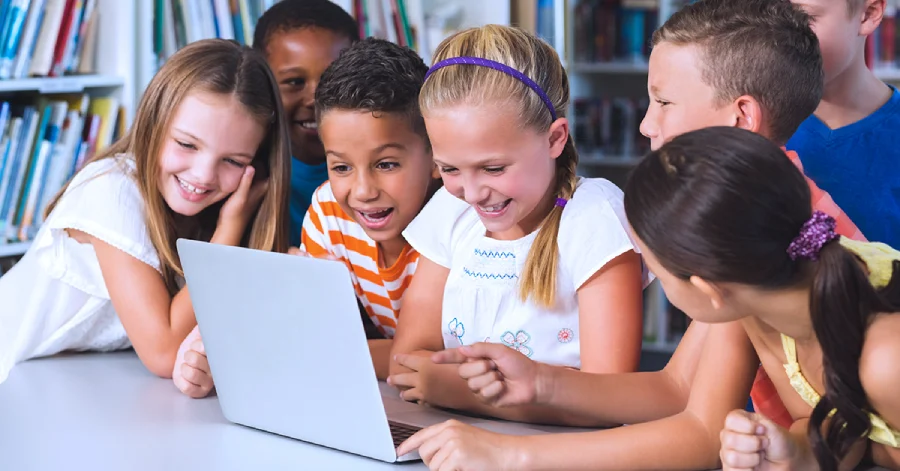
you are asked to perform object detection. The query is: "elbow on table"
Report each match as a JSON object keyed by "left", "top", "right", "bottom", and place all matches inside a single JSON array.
[{"left": 136, "top": 348, "right": 177, "bottom": 379}]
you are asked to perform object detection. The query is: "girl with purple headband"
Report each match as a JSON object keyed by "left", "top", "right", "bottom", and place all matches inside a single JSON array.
[
  {"left": 385, "top": 24, "right": 649, "bottom": 425},
  {"left": 399, "top": 126, "right": 900, "bottom": 471}
]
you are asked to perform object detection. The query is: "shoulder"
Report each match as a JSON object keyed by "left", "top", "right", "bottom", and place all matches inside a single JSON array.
[
  {"left": 403, "top": 187, "right": 481, "bottom": 268},
  {"left": 860, "top": 315, "right": 900, "bottom": 416},
  {"left": 53, "top": 155, "right": 144, "bottom": 216},
  {"left": 560, "top": 177, "right": 629, "bottom": 238}
]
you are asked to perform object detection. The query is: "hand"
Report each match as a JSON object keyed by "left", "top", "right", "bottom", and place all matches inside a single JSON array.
[
  {"left": 173, "top": 335, "right": 215, "bottom": 399},
  {"left": 218, "top": 166, "right": 268, "bottom": 231},
  {"left": 397, "top": 420, "right": 523, "bottom": 471},
  {"left": 388, "top": 354, "right": 432, "bottom": 403},
  {"left": 287, "top": 246, "right": 338, "bottom": 261},
  {"left": 720, "top": 410, "right": 798, "bottom": 471},
  {"left": 431, "top": 342, "right": 544, "bottom": 407}
]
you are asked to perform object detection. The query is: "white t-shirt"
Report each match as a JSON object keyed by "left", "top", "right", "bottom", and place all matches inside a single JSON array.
[
  {"left": 0, "top": 155, "right": 158, "bottom": 384},
  {"left": 402, "top": 177, "right": 648, "bottom": 369}
]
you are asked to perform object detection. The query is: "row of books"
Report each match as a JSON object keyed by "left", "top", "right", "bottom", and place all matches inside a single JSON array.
[
  {"left": 153, "top": 0, "right": 279, "bottom": 67},
  {"left": 353, "top": 0, "right": 417, "bottom": 51},
  {"left": 642, "top": 282, "right": 688, "bottom": 350},
  {"left": 0, "top": 92, "right": 122, "bottom": 244},
  {"left": 573, "top": 96, "right": 650, "bottom": 160},
  {"left": 0, "top": 0, "right": 99, "bottom": 80},
  {"left": 512, "top": 0, "right": 558, "bottom": 46},
  {"left": 571, "top": 0, "right": 691, "bottom": 64}
]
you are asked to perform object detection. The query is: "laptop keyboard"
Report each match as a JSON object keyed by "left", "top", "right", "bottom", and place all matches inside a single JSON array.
[{"left": 389, "top": 421, "right": 422, "bottom": 447}]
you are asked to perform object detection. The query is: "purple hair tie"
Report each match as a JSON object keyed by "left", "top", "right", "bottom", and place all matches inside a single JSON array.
[
  {"left": 555, "top": 197, "right": 567, "bottom": 208},
  {"left": 425, "top": 57, "right": 558, "bottom": 121},
  {"left": 787, "top": 211, "right": 840, "bottom": 261}
]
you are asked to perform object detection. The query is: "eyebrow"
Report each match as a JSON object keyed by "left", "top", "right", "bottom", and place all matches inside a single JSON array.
[
  {"left": 434, "top": 157, "right": 507, "bottom": 167},
  {"left": 326, "top": 143, "right": 408, "bottom": 159},
  {"left": 173, "top": 128, "right": 256, "bottom": 160},
  {"left": 277, "top": 66, "right": 307, "bottom": 76}
]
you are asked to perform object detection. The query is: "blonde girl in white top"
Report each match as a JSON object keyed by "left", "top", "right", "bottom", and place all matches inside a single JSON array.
[
  {"left": 386, "top": 25, "right": 649, "bottom": 425},
  {"left": 0, "top": 39, "right": 290, "bottom": 385}
]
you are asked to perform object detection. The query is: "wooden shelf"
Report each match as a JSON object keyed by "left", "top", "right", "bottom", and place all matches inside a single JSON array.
[
  {"left": 0, "top": 241, "right": 31, "bottom": 258},
  {"left": 579, "top": 152, "right": 643, "bottom": 168},
  {"left": 0, "top": 75, "right": 124, "bottom": 94},
  {"left": 570, "top": 61, "right": 649, "bottom": 75}
]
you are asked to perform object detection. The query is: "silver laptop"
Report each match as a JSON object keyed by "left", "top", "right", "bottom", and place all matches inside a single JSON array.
[{"left": 177, "top": 239, "right": 556, "bottom": 463}]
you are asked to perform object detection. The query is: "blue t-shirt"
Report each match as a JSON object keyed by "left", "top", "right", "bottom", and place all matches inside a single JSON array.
[
  {"left": 787, "top": 87, "right": 900, "bottom": 247},
  {"left": 289, "top": 157, "right": 329, "bottom": 247}
]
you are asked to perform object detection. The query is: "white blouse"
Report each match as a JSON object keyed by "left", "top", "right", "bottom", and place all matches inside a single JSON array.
[
  {"left": 0, "top": 155, "right": 158, "bottom": 384},
  {"left": 403, "top": 177, "right": 649, "bottom": 369}
]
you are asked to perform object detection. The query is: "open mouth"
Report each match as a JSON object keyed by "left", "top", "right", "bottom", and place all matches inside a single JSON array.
[
  {"left": 294, "top": 120, "right": 318, "bottom": 134},
  {"left": 476, "top": 199, "right": 511, "bottom": 216},
  {"left": 356, "top": 208, "right": 394, "bottom": 229},
  {"left": 176, "top": 176, "right": 211, "bottom": 195}
]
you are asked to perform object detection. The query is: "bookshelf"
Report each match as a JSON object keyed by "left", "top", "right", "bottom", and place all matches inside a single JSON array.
[{"left": 0, "top": 0, "right": 130, "bottom": 262}]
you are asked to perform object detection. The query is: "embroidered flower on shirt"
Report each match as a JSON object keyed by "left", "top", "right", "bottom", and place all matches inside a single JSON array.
[
  {"left": 501, "top": 330, "right": 533, "bottom": 357},
  {"left": 448, "top": 318, "right": 465, "bottom": 345},
  {"left": 557, "top": 328, "right": 574, "bottom": 343}
]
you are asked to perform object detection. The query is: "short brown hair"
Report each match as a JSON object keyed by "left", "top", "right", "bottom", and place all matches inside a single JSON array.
[{"left": 653, "top": 0, "right": 823, "bottom": 144}]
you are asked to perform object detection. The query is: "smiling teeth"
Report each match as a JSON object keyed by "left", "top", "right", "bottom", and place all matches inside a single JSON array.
[
  {"left": 478, "top": 201, "right": 508, "bottom": 212},
  {"left": 300, "top": 121, "right": 317, "bottom": 129},
  {"left": 177, "top": 177, "right": 209, "bottom": 195}
]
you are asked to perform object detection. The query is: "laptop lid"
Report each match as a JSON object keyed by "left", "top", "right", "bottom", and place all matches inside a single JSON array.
[{"left": 177, "top": 239, "right": 400, "bottom": 462}]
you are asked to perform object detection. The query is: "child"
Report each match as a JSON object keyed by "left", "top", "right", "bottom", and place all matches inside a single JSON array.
[
  {"left": 170, "top": 0, "right": 358, "bottom": 397},
  {"left": 252, "top": 0, "right": 359, "bottom": 246},
  {"left": 788, "top": 0, "right": 900, "bottom": 248},
  {"left": 396, "top": 1, "right": 872, "bottom": 469},
  {"left": 387, "top": 25, "right": 648, "bottom": 424},
  {"left": 630, "top": 127, "right": 900, "bottom": 470},
  {"left": 0, "top": 39, "right": 290, "bottom": 385},
  {"left": 173, "top": 38, "right": 440, "bottom": 397}
]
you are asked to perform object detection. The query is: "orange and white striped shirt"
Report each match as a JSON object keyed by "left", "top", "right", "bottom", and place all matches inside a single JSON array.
[{"left": 300, "top": 182, "right": 417, "bottom": 338}]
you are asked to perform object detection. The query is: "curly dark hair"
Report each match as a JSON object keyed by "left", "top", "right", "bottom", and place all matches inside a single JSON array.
[
  {"left": 315, "top": 37, "right": 429, "bottom": 142},
  {"left": 253, "top": 0, "right": 359, "bottom": 54}
]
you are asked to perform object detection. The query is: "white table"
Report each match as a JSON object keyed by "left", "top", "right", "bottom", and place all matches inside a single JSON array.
[{"left": 0, "top": 352, "right": 427, "bottom": 470}]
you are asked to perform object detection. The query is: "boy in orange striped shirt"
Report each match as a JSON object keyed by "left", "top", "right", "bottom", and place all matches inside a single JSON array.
[{"left": 300, "top": 38, "right": 440, "bottom": 380}]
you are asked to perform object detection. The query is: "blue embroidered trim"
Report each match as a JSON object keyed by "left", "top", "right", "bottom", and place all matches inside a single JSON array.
[
  {"left": 473, "top": 249, "right": 515, "bottom": 259},
  {"left": 463, "top": 267, "right": 518, "bottom": 280}
]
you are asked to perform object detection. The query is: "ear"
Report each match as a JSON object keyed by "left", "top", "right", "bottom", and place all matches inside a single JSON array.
[
  {"left": 431, "top": 162, "right": 441, "bottom": 180},
  {"left": 731, "top": 95, "right": 764, "bottom": 135},
  {"left": 860, "top": 0, "right": 885, "bottom": 36},
  {"left": 548, "top": 117, "right": 569, "bottom": 160},
  {"left": 689, "top": 275, "right": 726, "bottom": 310}
]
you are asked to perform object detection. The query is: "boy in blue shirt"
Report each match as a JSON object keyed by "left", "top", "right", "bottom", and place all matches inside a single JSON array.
[
  {"left": 253, "top": 0, "right": 360, "bottom": 246},
  {"left": 788, "top": 0, "right": 899, "bottom": 246}
]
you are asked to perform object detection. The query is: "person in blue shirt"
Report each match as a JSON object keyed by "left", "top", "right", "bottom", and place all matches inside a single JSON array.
[
  {"left": 254, "top": 0, "right": 360, "bottom": 246},
  {"left": 787, "top": 0, "right": 899, "bottom": 247}
]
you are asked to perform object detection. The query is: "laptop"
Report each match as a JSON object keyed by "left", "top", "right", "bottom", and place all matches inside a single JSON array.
[{"left": 177, "top": 239, "right": 557, "bottom": 463}]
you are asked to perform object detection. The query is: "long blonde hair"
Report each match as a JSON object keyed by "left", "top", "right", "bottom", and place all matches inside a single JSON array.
[
  {"left": 420, "top": 25, "right": 578, "bottom": 309},
  {"left": 45, "top": 39, "right": 291, "bottom": 293}
]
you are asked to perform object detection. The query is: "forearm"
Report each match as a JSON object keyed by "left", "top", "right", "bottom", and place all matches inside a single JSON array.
[
  {"left": 138, "top": 288, "right": 196, "bottom": 378},
  {"left": 369, "top": 339, "right": 393, "bottom": 380},
  {"left": 425, "top": 364, "right": 619, "bottom": 427},
  {"left": 539, "top": 364, "right": 689, "bottom": 425},
  {"left": 210, "top": 221, "right": 247, "bottom": 247},
  {"left": 513, "top": 411, "right": 722, "bottom": 471}
]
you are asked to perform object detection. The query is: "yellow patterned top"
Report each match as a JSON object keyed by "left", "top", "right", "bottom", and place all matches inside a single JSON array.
[{"left": 780, "top": 238, "right": 900, "bottom": 447}]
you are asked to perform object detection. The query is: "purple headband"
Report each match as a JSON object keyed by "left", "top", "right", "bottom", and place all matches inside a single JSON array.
[
  {"left": 425, "top": 57, "right": 558, "bottom": 121},
  {"left": 787, "top": 211, "right": 840, "bottom": 261}
]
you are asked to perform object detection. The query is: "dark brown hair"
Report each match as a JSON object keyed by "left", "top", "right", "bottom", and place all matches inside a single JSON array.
[
  {"left": 653, "top": 0, "right": 823, "bottom": 144},
  {"left": 624, "top": 126, "right": 900, "bottom": 470}
]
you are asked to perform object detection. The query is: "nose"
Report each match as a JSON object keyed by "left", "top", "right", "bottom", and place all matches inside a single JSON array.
[
  {"left": 352, "top": 169, "right": 379, "bottom": 202},
  {"left": 459, "top": 175, "right": 490, "bottom": 206},
  {"left": 300, "top": 79, "right": 317, "bottom": 108},
  {"left": 192, "top": 154, "right": 218, "bottom": 186},
  {"left": 639, "top": 106, "right": 658, "bottom": 141}
]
